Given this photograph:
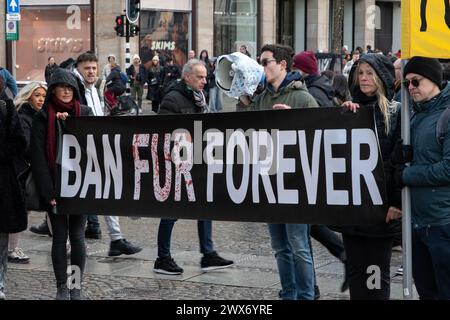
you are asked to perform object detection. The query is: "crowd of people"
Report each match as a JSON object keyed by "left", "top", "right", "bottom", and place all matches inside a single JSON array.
[{"left": 0, "top": 42, "right": 449, "bottom": 301}]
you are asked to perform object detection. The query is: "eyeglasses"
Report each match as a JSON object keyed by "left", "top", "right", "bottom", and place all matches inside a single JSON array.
[
  {"left": 402, "top": 77, "right": 424, "bottom": 88},
  {"left": 261, "top": 59, "right": 277, "bottom": 67}
]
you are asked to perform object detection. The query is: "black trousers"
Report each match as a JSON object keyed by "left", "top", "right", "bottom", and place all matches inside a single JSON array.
[
  {"left": 342, "top": 234, "right": 393, "bottom": 300},
  {"left": 48, "top": 213, "right": 86, "bottom": 286},
  {"left": 311, "top": 225, "right": 345, "bottom": 261}
]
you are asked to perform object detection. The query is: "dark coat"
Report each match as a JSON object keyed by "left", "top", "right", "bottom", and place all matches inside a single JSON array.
[
  {"left": 45, "top": 63, "right": 59, "bottom": 84},
  {"left": 334, "top": 53, "right": 401, "bottom": 238},
  {"left": 158, "top": 79, "right": 205, "bottom": 114},
  {"left": 30, "top": 68, "right": 93, "bottom": 207},
  {"left": 303, "top": 74, "right": 336, "bottom": 107},
  {"left": 106, "top": 66, "right": 126, "bottom": 96},
  {"left": 126, "top": 64, "right": 148, "bottom": 85},
  {"left": 16, "top": 103, "right": 37, "bottom": 174},
  {"left": 0, "top": 96, "right": 27, "bottom": 233},
  {"left": 30, "top": 105, "right": 92, "bottom": 207}
]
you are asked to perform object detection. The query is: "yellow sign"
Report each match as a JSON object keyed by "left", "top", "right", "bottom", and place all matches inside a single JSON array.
[{"left": 402, "top": 0, "right": 450, "bottom": 59}]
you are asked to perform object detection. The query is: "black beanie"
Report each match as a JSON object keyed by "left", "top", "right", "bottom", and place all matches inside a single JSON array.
[{"left": 404, "top": 57, "right": 443, "bottom": 89}]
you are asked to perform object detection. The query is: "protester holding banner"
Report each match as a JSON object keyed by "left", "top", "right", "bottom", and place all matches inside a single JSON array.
[
  {"left": 7, "top": 82, "right": 48, "bottom": 264},
  {"left": 394, "top": 57, "right": 450, "bottom": 299},
  {"left": 250, "top": 44, "right": 318, "bottom": 300},
  {"left": 339, "top": 53, "right": 402, "bottom": 300},
  {"left": 30, "top": 68, "right": 93, "bottom": 300},
  {"left": 155, "top": 59, "right": 234, "bottom": 275},
  {"left": 0, "top": 76, "right": 27, "bottom": 300}
]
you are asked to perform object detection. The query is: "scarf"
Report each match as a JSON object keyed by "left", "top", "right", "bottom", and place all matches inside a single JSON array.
[
  {"left": 352, "top": 90, "right": 378, "bottom": 106},
  {"left": 47, "top": 96, "right": 80, "bottom": 173},
  {"left": 192, "top": 90, "right": 209, "bottom": 113}
]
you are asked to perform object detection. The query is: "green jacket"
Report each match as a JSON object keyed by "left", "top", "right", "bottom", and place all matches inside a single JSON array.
[
  {"left": 403, "top": 82, "right": 450, "bottom": 227},
  {"left": 251, "top": 72, "right": 319, "bottom": 110}
]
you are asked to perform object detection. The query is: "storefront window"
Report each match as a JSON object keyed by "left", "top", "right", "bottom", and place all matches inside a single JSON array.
[
  {"left": 15, "top": 5, "right": 91, "bottom": 82},
  {"left": 139, "top": 11, "right": 191, "bottom": 69},
  {"left": 214, "top": 0, "right": 258, "bottom": 58}
]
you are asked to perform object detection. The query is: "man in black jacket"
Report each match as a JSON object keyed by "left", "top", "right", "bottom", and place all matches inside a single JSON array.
[
  {"left": 292, "top": 51, "right": 336, "bottom": 108},
  {"left": 154, "top": 59, "right": 233, "bottom": 275}
]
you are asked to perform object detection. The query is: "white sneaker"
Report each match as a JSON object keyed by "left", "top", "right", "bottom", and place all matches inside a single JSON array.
[
  {"left": 8, "top": 247, "right": 30, "bottom": 264},
  {"left": 0, "top": 290, "right": 6, "bottom": 300}
]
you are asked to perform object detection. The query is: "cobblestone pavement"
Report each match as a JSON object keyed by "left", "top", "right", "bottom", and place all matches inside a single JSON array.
[
  {"left": 4, "top": 211, "right": 415, "bottom": 300},
  {"left": 4, "top": 99, "right": 417, "bottom": 300}
]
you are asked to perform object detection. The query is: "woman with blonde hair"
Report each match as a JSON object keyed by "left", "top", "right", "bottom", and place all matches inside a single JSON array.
[
  {"left": 6, "top": 82, "right": 48, "bottom": 264},
  {"left": 337, "top": 53, "right": 402, "bottom": 299}
]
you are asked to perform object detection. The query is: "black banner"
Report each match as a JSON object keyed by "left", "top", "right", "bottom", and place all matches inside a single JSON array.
[{"left": 56, "top": 107, "right": 387, "bottom": 225}]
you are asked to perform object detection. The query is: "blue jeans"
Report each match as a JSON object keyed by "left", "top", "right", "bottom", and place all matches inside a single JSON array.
[
  {"left": 157, "top": 219, "right": 214, "bottom": 258},
  {"left": 412, "top": 223, "right": 450, "bottom": 299},
  {"left": 268, "top": 223, "right": 314, "bottom": 300}
]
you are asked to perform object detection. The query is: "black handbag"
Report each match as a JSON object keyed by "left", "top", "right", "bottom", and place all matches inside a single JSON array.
[{"left": 18, "top": 166, "right": 42, "bottom": 211}]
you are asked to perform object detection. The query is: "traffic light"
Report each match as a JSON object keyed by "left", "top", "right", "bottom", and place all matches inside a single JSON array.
[
  {"left": 130, "top": 24, "right": 140, "bottom": 37},
  {"left": 114, "top": 15, "right": 125, "bottom": 37},
  {"left": 126, "top": 0, "right": 140, "bottom": 24}
]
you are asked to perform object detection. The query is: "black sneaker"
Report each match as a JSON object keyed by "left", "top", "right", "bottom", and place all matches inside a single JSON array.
[
  {"left": 30, "top": 220, "right": 51, "bottom": 236},
  {"left": 153, "top": 256, "right": 184, "bottom": 275},
  {"left": 108, "top": 239, "right": 142, "bottom": 256},
  {"left": 85, "top": 228, "right": 102, "bottom": 239},
  {"left": 201, "top": 251, "right": 234, "bottom": 271}
]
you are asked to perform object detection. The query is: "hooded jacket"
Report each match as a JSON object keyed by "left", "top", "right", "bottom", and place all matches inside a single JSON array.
[
  {"left": 336, "top": 53, "right": 401, "bottom": 238},
  {"left": 251, "top": 71, "right": 319, "bottom": 110},
  {"left": 303, "top": 74, "right": 336, "bottom": 107},
  {"left": 106, "top": 65, "right": 126, "bottom": 96},
  {"left": 30, "top": 68, "right": 92, "bottom": 206},
  {"left": 403, "top": 82, "right": 450, "bottom": 227}
]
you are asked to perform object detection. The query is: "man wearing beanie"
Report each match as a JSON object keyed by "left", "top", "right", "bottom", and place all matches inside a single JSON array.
[
  {"left": 292, "top": 51, "right": 335, "bottom": 108},
  {"left": 393, "top": 56, "right": 450, "bottom": 299}
]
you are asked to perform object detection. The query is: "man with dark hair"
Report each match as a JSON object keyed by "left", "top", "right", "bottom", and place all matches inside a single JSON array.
[
  {"left": 154, "top": 59, "right": 234, "bottom": 275},
  {"left": 73, "top": 51, "right": 142, "bottom": 256},
  {"left": 249, "top": 44, "right": 318, "bottom": 300},
  {"left": 393, "top": 57, "right": 450, "bottom": 299}
]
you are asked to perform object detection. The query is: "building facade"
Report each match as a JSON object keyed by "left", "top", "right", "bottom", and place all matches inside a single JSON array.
[{"left": 0, "top": 0, "right": 400, "bottom": 83}]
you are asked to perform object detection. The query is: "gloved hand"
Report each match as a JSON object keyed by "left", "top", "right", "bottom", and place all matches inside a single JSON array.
[
  {"left": 390, "top": 139, "right": 413, "bottom": 165},
  {"left": 393, "top": 165, "right": 406, "bottom": 188}
]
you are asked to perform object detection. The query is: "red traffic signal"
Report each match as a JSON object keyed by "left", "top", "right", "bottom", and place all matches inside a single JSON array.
[{"left": 115, "top": 15, "right": 125, "bottom": 37}]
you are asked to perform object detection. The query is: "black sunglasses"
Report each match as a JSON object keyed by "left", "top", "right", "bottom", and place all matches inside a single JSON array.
[
  {"left": 402, "top": 78, "right": 423, "bottom": 88},
  {"left": 260, "top": 58, "right": 277, "bottom": 67}
]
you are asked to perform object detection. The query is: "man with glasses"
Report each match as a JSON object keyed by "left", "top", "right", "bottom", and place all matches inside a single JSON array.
[
  {"left": 394, "top": 56, "right": 450, "bottom": 299},
  {"left": 249, "top": 44, "right": 318, "bottom": 300}
]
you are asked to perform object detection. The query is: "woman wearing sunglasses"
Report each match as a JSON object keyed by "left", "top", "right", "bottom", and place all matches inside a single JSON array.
[{"left": 338, "top": 53, "right": 402, "bottom": 300}]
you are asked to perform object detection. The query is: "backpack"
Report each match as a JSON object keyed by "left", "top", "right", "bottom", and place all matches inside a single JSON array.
[
  {"left": 120, "top": 71, "right": 128, "bottom": 85},
  {"left": 436, "top": 106, "right": 450, "bottom": 146}
]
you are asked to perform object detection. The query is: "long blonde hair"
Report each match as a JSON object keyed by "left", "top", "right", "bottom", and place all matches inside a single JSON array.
[
  {"left": 354, "top": 63, "right": 392, "bottom": 134},
  {"left": 14, "top": 81, "right": 47, "bottom": 110}
]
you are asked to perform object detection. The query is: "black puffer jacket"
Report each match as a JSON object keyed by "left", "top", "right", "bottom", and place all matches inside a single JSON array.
[
  {"left": 16, "top": 102, "right": 37, "bottom": 174},
  {"left": 106, "top": 66, "right": 126, "bottom": 96},
  {"left": 303, "top": 74, "right": 336, "bottom": 107},
  {"left": 158, "top": 79, "right": 206, "bottom": 114},
  {"left": 335, "top": 53, "right": 402, "bottom": 238},
  {"left": 30, "top": 69, "right": 93, "bottom": 208},
  {"left": 0, "top": 94, "right": 27, "bottom": 233}
]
